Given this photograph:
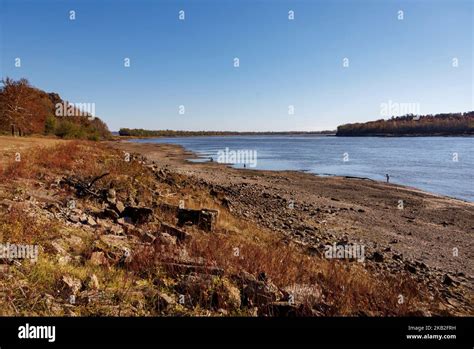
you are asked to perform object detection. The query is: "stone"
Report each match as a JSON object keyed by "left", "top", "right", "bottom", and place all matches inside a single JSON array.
[
  {"left": 160, "top": 223, "right": 191, "bottom": 242},
  {"left": 98, "top": 208, "right": 119, "bottom": 220},
  {"left": 372, "top": 251, "right": 384, "bottom": 263},
  {"left": 155, "top": 292, "right": 176, "bottom": 312},
  {"left": 121, "top": 206, "right": 153, "bottom": 224},
  {"left": 404, "top": 263, "right": 417, "bottom": 273},
  {"left": 107, "top": 188, "right": 116, "bottom": 199},
  {"left": 89, "top": 251, "right": 107, "bottom": 266},
  {"left": 96, "top": 235, "right": 132, "bottom": 264},
  {"left": 155, "top": 232, "right": 177, "bottom": 246},
  {"left": 68, "top": 214, "right": 81, "bottom": 223},
  {"left": 234, "top": 272, "right": 282, "bottom": 307},
  {"left": 115, "top": 201, "right": 125, "bottom": 214},
  {"left": 86, "top": 216, "right": 97, "bottom": 226},
  {"left": 58, "top": 255, "right": 72, "bottom": 266},
  {"left": 86, "top": 274, "right": 100, "bottom": 290},
  {"left": 177, "top": 208, "right": 219, "bottom": 232},
  {"left": 442, "top": 274, "right": 458, "bottom": 286},
  {"left": 60, "top": 275, "right": 82, "bottom": 297}
]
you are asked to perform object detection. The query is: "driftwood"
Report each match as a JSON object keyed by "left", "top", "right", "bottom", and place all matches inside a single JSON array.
[{"left": 62, "top": 172, "right": 110, "bottom": 198}]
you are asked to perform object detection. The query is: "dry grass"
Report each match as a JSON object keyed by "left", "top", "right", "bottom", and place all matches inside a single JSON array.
[{"left": 0, "top": 140, "right": 440, "bottom": 316}]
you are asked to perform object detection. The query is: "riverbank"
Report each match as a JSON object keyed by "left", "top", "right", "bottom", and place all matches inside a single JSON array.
[{"left": 0, "top": 136, "right": 472, "bottom": 316}]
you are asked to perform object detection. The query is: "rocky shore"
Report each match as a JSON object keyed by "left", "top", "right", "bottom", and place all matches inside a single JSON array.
[{"left": 0, "top": 137, "right": 472, "bottom": 316}]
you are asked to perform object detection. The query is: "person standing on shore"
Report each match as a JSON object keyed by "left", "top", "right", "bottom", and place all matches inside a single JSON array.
[{"left": 386, "top": 174, "right": 390, "bottom": 183}]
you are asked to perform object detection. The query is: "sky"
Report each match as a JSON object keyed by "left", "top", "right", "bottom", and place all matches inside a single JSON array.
[{"left": 0, "top": 0, "right": 472, "bottom": 131}]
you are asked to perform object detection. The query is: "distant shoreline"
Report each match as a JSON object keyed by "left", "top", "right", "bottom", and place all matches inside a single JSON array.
[{"left": 115, "top": 133, "right": 474, "bottom": 139}]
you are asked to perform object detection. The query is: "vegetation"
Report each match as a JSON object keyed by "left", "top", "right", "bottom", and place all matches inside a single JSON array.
[
  {"left": 119, "top": 128, "right": 335, "bottom": 137},
  {"left": 336, "top": 112, "right": 474, "bottom": 136},
  {"left": 0, "top": 77, "right": 110, "bottom": 140},
  {"left": 0, "top": 141, "right": 436, "bottom": 316}
]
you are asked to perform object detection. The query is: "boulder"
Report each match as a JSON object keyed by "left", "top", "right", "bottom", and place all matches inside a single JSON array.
[
  {"left": 89, "top": 251, "right": 108, "bottom": 266},
  {"left": 177, "top": 208, "right": 219, "bottom": 232},
  {"left": 121, "top": 206, "right": 154, "bottom": 224}
]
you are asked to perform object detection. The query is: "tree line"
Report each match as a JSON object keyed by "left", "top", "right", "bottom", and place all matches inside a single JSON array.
[
  {"left": 118, "top": 128, "right": 335, "bottom": 137},
  {"left": 0, "top": 77, "right": 110, "bottom": 140},
  {"left": 336, "top": 112, "right": 474, "bottom": 136}
]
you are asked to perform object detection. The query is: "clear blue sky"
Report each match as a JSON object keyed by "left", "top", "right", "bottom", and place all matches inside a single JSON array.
[{"left": 1, "top": 0, "right": 472, "bottom": 131}]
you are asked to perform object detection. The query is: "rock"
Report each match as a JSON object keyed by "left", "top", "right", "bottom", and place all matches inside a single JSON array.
[
  {"left": 109, "top": 225, "right": 124, "bottom": 235},
  {"left": 64, "top": 235, "right": 85, "bottom": 253},
  {"left": 89, "top": 251, "right": 107, "bottom": 266},
  {"left": 234, "top": 272, "right": 282, "bottom": 307},
  {"left": 121, "top": 206, "right": 154, "bottom": 224},
  {"left": 86, "top": 216, "right": 97, "bottom": 226},
  {"left": 177, "top": 208, "right": 219, "bottom": 232},
  {"left": 357, "top": 208, "right": 365, "bottom": 213},
  {"left": 155, "top": 232, "right": 177, "bottom": 246},
  {"left": 372, "top": 251, "right": 384, "bottom": 263},
  {"left": 68, "top": 214, "right": 81, "bottom": 223},
  {"left": 98, "top": 208, "right": 119, "bottom": 220},
  {"left": 393, "top": 253, "right": 403, "bottom": 261},
  {"left": 160, "top": 223, "right": 191, "bottom": 242},
  {"left": 95, "top": 235, "right": 132, "bottom": 264},
  {"left": 442, "top": 274, "right": 459, "bottom": 286},
  {"left": 58, "top": 255, "right": 72, "bottom": 266},
  {"left": 50, "top": 240, "right": 68, "bottom": 255},
  {"left": 86, "top": 274, "right": 100, "bottom": 290},
  {"left": 404, "top": 263, "right": 417, "bottom": 273},
  {"left": 60, "top": 275, "right": 82, "bottom": 297},
  {"left": 115, "top": 201, "right": 125, "bottom": 214},
  {"left": 155, "top": 292, "right": 176, "bottom": 312}
]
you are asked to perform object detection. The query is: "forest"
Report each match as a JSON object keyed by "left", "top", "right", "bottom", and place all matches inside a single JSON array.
[
  {"left": 336, "top": 112, "right": 474, "bottom": 136},
  {"left": 0, "top": 78, "right": 110, "bottom": 140},
  {"left": 118, "top": 128, "right": 334, "bottom": 137}
]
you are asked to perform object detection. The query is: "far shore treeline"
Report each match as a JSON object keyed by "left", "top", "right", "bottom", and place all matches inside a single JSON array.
[
  {"left": 0, "top": 78, "right": 110, "bottom": 140},
  {"left": 336, "top": 112, "right": 474, "bottom": 136},
  {"left": 118, "top": 129, "right": 335, "bottom": 137}
]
